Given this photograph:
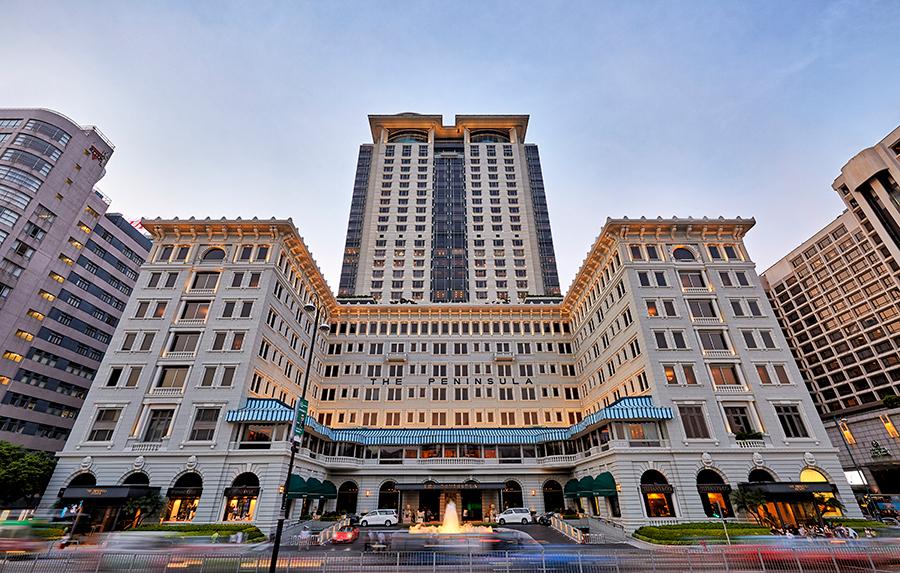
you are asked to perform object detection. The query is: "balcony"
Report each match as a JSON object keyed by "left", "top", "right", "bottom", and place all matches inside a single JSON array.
[
  {"left": 494, "top": 351, "right": 515, "bottom": 361},
  {"left": 682, "top": 286, "right": 713, "bottom": 294},
  {"left": 161, "top": 350, "right": 196, "bottom": 360},
  {"left": 702, "top": 349, "right": 734, "bottom": 358},
  {"left": 691, "top": 316, "right": 722, "bottom": 325},
  {"left": 416, "top": 457, "right": 485, "bottom": 465},
  {"left": 735, "top": 439, "right": 766, "bottom": 449},
  {"left": 536, "top": 454, "right": 579, "bottom": 466},
  {"left": 386, "top": 353, "right": 407, "bottom": 363},
  {"left": 186, "top": 287, "right": 216, "bottom": 296},
  {"left": 149, "top": 386, "right": 184, "bottom": 397},
  {"left": 713, "top": 384, "right": 750, "bottom": 394},
  {"left": 175, "top": 318, "right": 207, "bottom": 326},
  {"left": 127, "top": 439, "right": 166, "bottom": 452}
]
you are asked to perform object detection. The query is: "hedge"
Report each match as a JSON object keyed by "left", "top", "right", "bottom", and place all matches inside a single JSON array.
[
  {"left": 634, "top": 522, "right": 770, "bottom": 545},
  {"left": 33, "top": 527, "right": 66, "bottom": 540},
  {"left": 131, "top": 523, "right": 266, "bottom": 542}
]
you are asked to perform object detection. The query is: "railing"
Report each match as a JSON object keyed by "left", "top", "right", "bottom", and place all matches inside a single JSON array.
[
  {"left": 127, "top": 440, "right": 163, "bottom": 452},
  {"left": 316, "top": 517, "right": 350, "bottom": 545},
  {"left": 735, "top": 439, "right": 766, "bottom": 448},
  {"left": 186, "top": 287, "right": 216, "bottom": 295},
  {"left": 713, "top": 384, "right": 750, "bottom": 394},
  {"left": 682, "top": 286, "right": 713, "bottom": 294},
  {"left": 317, "top": 454, "right": 365, "bottom": 467},
  {"left": 702, "top": 349, "right": 734, "bottom": 358},
  {"left": 161, "top": 350, "right": 196, "bottom": 360},
  {"left": 175, "top": 318, "right": 207, "bottom": 326},
  {"left": 416, "top": 457, "right": 485, "bottom": 465},
  {"left": 493, "top": 351, "right": 515, "bottom": 361},
  {"left": 549, "top": 514, "right": 584, "bottom": 543},
  {"left": 536, "top": 454, "right": 579, "bottom": 465},
  {"left": 149, "top": 386, "right": 184, "bottom": 396},
  {"left": 691, "top": 316, "right": 722, "bottom": 324}
]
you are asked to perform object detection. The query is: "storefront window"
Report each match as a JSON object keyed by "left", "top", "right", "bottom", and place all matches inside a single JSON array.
[
  {"left": 641, "top": 470, "right": 676, "bottom": 518},
  {"left": 223, "top": 473, "right": 259, "bottom": 522},
  {"left": 644, "top": 493, "right": 674, "bottom": 517},
  {"left": 165, "top": 497, "right": 199, "bottom": 522}
]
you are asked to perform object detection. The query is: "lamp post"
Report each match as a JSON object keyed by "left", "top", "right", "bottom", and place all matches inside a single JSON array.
[{"left": 269, "top": 295, "right": 328, "bottom": 573}]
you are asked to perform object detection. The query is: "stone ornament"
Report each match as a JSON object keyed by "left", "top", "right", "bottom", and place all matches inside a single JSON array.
[
  {"left": 803, "top": 452, "right": 816, "bottom": 466},
  {"left": 701, "top": 452, "right": 713, "bottom": 467},
  {"left": 133, "top": 455, "right": 146, "bottom": 469},
  {"left": 752, "top": 452, "right": 764, "bottom": 467},
  {"left": 80, "top": 456, "right": 93, "bottom": 469},
  {"left": 186, "top": 455, "right": 198, "bottom": 470}
]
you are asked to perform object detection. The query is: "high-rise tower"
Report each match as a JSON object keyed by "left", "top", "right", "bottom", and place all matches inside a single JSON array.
[{"left": 338, "top": 114, "right": 560, "bottom": 304}]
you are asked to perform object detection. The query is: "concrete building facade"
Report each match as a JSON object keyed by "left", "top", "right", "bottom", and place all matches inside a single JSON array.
[
  {"left": 0, "top": 109, "right": 150, "bottom": 452},
  {"left": 761, "top": 125, "right": 900, "bottom": 510}
]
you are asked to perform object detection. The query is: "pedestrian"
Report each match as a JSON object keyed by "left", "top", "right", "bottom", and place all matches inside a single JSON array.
[{"left": 299, "top": 526, "right": 311, "bottom": 551}]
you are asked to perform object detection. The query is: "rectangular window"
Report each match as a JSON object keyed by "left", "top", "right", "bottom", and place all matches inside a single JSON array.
[
  {"left": 189, "top": 408, "right": 220, "bottom": 441},
  {"left": 87, "top": 408, "right": 120, "bottom": 442},
  {"left": 774, "top": 404, "right": 808, "bottom": 438},
  {"left": 709, "top": 364, "right": 740, "bottom": 386},
  {"left": 143, "top": 409, "right": 174, "bottom": 442},
  {"left": 678, "top": 404, "right": 710, "bottom": 439},
  {"left": 723, "top": 405, "right": 754, "bottom": 434},
  {"left": 158, "top": 366, "right": 189, "bottom": 388}
]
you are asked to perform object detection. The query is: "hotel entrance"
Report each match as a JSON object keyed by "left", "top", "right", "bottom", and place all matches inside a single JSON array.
[
  {"left": 397, "top": 480, "right": 502, "bottom": 522},
  {"left": 460, "top": 483, "right": 482, "bottom": 521}
]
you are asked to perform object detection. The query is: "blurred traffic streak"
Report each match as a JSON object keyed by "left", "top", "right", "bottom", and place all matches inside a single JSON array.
[
  {"left": 0, "top": 542, "right": 897, "bottom": 572},
  {"left": 0, "top": 521, "right": 43, "bottom": 558}
]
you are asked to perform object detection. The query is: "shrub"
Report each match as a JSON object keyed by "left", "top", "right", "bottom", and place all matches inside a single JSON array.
[
  {"left": 883, "top": 394, "right": 900, "bottom": 409},
  {"left": 131, "top": 523, "right": 265, "bottom": 542},
  {"left": 634, "top": 522, "right": 770, "bottom": 545}
]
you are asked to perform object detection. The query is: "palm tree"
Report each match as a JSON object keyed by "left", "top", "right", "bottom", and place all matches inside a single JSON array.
[{"left": 730, "top": 489, "right": 769, "bottom": 526}]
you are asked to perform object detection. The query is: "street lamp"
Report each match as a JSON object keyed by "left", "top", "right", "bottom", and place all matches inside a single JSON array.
[{"left": 269, "top": 295, "right": 329, "bottom": 573}]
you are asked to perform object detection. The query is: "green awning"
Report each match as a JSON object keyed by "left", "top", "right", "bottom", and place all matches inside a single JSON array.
[
  {"left": 594, "top": 472, "right": 617, "bottom": 497},
  {"left": 577, "top": 476, "right": 595, "bottom": 497},
  {"left": 563, "top": 479, "right": 580, "bottom": 498},
  {"left": 319, "top": 480, "right": 337, "bottom": 499},
  {"left": 286, "top": 474, "right": 307, "bottom": 499},
  {"left": 304, "top": 478, "right": 323, "bottom": 498}
]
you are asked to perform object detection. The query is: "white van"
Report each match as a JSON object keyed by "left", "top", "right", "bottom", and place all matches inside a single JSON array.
[
  {"left": 359, "top": 509, "right": 398, "bottom": 526},
  {"left": 497, "top": 507, "right": 532, "bottom": 524}
]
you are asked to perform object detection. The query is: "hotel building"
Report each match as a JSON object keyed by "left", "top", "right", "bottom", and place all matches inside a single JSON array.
[
  {"left": 39, "top": 114, "right": 859, "bottom": 532},
  {"left": 761, "top": 125, "right": 900, "bottom": 506},
  {"left": 0, "top": 109, "right": 151, "bottom": 452}
]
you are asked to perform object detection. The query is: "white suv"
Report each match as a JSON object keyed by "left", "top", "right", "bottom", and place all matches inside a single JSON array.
[
  {"left": 497, "top": 507, "right": 532, "bottom": 524},
  {"left": 359, "top": 509, "right": 398, "bottom": 526}
]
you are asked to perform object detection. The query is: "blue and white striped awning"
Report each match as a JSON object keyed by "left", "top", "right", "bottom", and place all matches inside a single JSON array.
[
  {"left": 225, "top": 395, "right": 672, "bottom": 445},
  {"left": 224, "top": 398, "right": 295, "bottom": 423}
]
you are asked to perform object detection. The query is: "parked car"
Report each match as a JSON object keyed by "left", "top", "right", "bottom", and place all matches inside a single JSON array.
[
  {"left": 359, "top": 509, "right": 398, "bottom": 527},
  {"left": 537, "top": 512, "right": 556, "bottom": 526},
  {"left": 497, "top": 508, "right": 532, "bottom": 525},
  {"left": 332, "top": 525, "right": 359, "bottom": 544}
]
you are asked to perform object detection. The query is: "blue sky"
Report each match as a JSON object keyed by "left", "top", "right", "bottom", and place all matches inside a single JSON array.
[{"left": 4, "top": 1, "right": 899, "bottom": 290}]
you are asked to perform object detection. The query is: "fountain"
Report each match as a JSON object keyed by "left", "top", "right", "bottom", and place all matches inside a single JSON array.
[{"left": 407, "top": 501, "right": 492, "bottom": 534}]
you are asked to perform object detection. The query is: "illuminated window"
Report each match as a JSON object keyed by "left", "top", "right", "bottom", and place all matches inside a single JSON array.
[
  {"left": 0, "top": 376, "right": 9, "bottom": 385},
  {"left": 838, "top": 419, "right": 856, "bottom": 445},
  {"left": 39, "top": 290, "right": 56, "bottom": 301},
  {"left": 880, "top": 414, "right": 899, "bottom": 439},
  {"left": 49, "top": 272, "right": 65, "bottom": 283},
  {"left": 26, "top": 309, "right": 45, "bottom": 321},
  {"left": 68, "top": 237, "right": 83, "bottom": 249},
  {"left": 58, "top": 254, "right": 74, "bottom": 266},
  {"left": 15, "top": 330, "right": 33, "bottom": 341},
  {"left": 2, "top": 351, "right": 23, "bottom": 362},
  {"left": 77, "top": 222, "right": 92, "bottom": 234}
]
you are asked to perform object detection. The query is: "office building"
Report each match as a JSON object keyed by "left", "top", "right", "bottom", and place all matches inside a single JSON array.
[
  {"left": 762, "top": 125, "right": 900, "bottom": 504},
  {"left": 39, "top": 115, "right": 858, "bottom": 533},
  {"left": 0, "top": 109, "right": 150, "bottom": 452}
]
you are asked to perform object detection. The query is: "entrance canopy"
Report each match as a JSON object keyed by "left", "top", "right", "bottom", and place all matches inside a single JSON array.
[
  {"left": 59, "top": 485, "right": 158, "bottom": 501},
  {"left": 567, "top": 472, "right": 617, "bottom": 497},
  {"left": 740, "top": 482, "right": 836, "bottom": 495},
  {"left": 395, "top": 481, "right": 505, "bottom": 491},
  {"left": 286, "top": 475, "right": 337, "bottom": 499}
]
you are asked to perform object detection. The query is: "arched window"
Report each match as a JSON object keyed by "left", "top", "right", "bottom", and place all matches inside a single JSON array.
[
  {"left": 799, "top": 468, "right": 827, "bottom": 483},
  {"left": 166, "top": 472, "right": 203, "bottom": 522},
  {"left": 68, "top": 473, "right": 96, "bottom": 487},
  {"left": 672, "top": 247, "right": 695, "bottom": 261},
  {"left": 640, "top": 470, "right": 675, "bottom": 518},
  {"left": 501, "top": 480, "right": 523, "bottom": 510},
  {"left": 224, "top": 472, "right": 259, "bottom": 522},
  {"left": 696, "top": 469, "right": 733, "bottom": 518},
  {"left": 336, "top": 481, "right": 358, "bottom": 514},
  {"left": 748, "top": 468, "right": 776, "bottom": 482},
  {"left": 542, "top": 480, "right": 564, "bottom": 513},
  {"left": 378, "top": 480, "right": 398, "bottom": 510},
  {"left": 801, "top": 468, "right": 842, "bottom": 517},
  {"left": 201, "top": 248, "right": 226, "bottom": 262},
  {"left": 122, "top": 472, "right": 149, "bottom": 485}
]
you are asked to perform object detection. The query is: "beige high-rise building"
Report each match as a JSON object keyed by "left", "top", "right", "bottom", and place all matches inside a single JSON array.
[
  {"left": 761, "top": 125, "right": 900, "bottom": 507},
  {"left": 338, "top": 114, "right": 560, "bottom": 304}
]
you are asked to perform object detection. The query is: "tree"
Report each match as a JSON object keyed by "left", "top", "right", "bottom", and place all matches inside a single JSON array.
[
  {"left": 730, "top": 488, "right": 770, "bottom": 526},
  {"left": 0, "top": 441, "right": 56, "bottom": 508},
  {"left": 122, "top": 494, "right": 165, "bottom": 527},
  {"left": 816, "top": 495, "right": 845, "bottom": 516}
]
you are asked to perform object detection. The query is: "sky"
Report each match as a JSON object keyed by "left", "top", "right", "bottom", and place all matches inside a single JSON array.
[{"left": 4, "top": 0, "right": 900, "bottom": 291}]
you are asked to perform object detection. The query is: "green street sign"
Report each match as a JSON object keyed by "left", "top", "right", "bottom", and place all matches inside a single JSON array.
[{"left": 292, "top": 399, "right": 309, "bottom": 442}]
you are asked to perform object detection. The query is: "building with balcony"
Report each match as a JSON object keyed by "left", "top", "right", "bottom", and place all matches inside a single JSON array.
[
  {"left": 0, "top": 109, "right": 150, "bottom": 452},
  {"left": 761, "top": 125, "right": 900, "bottom": 510},
  {"left": 38, "top": 114, "right": 859, "bottom": 533}
]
